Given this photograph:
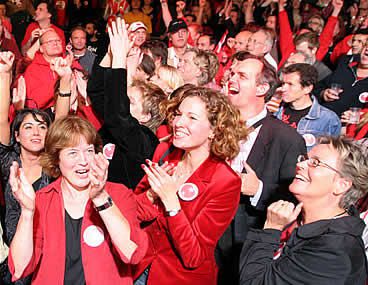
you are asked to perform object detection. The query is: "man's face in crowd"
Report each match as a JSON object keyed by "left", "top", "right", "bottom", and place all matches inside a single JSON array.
[
  {"left": 226, "top": 58, "right": 265, "bottom": 109},
  {"left": 34, "top": 3, "right": 50, "bottom": 22},
  {"left": 351, "top": 34, "right": 368, "bottom": 54},
  {"left": 234, "top": 31, "right": 252, "bottom": 52},
  {"left": 295, "top": 41, "right": 316, "bottom": 59},
  {"left": 266, "top": 15, "right": 277, "bottom": 31},
  {"left": 85, "top": 23, "right": 96, "bottom": 36},
  {"left": 40, "top": 30, "right": 63, "bottom": 57},
  {"left": 71, "top": 29, "right": 87, "bottom": 51},
  {"left": 280, "top": 71, "right": 310, "bottom": 104},
  {"left": 197, "top": 35, "right": 213, "bottom": 51},
  {"left": 247, "top": 31, "right": 269, "bottom": 56},
  {"left": 284, "top": 53, "right": 307, "bottom": 67},
  {"left": 170, "top": 28, "right": 188, "bottom": 48},
  {"left": 132, "top": 28, "right": 147, "bottom": 47}
]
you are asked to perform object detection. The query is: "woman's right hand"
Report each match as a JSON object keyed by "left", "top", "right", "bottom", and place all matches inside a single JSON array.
[{"left": 9, "top": 161, "right": 36, "bottom": 213}]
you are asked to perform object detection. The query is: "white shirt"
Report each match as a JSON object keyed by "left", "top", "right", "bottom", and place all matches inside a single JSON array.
[{"left": 231, "top": 107, "right": 268, "bottom": 206}]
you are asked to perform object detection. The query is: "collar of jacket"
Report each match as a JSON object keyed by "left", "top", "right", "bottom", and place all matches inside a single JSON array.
[
  {"left": 295, "top": 214, "right": 364, "bottom": 239},
  {"left": 303, "top": 96, "right": 321, "bottom": 120}
]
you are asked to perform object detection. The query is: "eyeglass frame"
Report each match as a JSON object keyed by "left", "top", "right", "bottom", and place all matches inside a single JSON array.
[{"left": 297, "top": 154, "right": 343, "bottom": 176}]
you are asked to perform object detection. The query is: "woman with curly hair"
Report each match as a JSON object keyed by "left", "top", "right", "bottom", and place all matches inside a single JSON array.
[{"left": 133, "top": 86, "right": 249, "bottom": 285}]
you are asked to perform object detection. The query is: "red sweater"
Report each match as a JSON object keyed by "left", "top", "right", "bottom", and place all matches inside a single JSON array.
[
  {"left": 278, "top": 10, "right": 338, "bottom": 68},
  {"left": 8, "top": 178, "right": 148, "bottom": 285}
]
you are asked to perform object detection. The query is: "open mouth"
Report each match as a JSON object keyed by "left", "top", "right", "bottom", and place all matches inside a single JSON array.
[
  {"left": 295, "top": 173, "right": 310, "bottom": 182},
  {"left": 174, "top": 129, "right": 188, "bottom": 139},
  {"left": 227, "top": 81, "right": 239, "bottom": 96},
  {"left": 75, "top": 169, "right": 89, "bottom": 178}
]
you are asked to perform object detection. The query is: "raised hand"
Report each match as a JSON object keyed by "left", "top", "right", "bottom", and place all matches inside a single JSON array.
[
  {"left": 264, "top": 200, "right": 303, "bottom": 231},
  {"left": 51, "top": 57, "right": 72, "bottom": 78},
  {"left": 107, "top": 17, "right": 130, "bottom": 68},
  {"left": 0, "top": 51, "right": 15, "bottom": 73},
  {"left": 9, "top": 161, "right": 36, "bottom": 213},
  {"left": 31, "top": 28, "right": 42, "bottom": 41},
  {"left": 332, "top": 0, "right": 343, "bottom": 16},
  {"left": 12, "top": 75, "right": 26, "bottom": 111},
  {"left": 239, "top": 161, "right": 261, "bottom": 196},
  {"left": 88, "top": 153, "right": 109, "bottom": 200}
]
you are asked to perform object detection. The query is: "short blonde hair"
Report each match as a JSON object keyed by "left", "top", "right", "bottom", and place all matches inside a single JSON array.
[
  {"left": 40, "top": 116, "right": 102, "bottom": 178},
  {"left": 157, "top": 65, "right": 184, "bottom": 93},
  {"left": 166, "top": 87, "right": 249, "bottom": 160}
]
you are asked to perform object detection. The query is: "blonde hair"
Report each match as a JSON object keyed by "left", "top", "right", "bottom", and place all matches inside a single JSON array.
[
  {"left": 166, "top": 87, "right": 249, "bottom": 160},
  {"left": 40, "top": 116, "right": 102, "bottom": 178},
  {"left": 157, "top": 65, "right": 184, "bottom": 93}
]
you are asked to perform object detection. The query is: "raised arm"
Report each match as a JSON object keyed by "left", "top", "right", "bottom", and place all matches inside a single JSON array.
[
  {"left": 160, "top": 0, "right": 173, "bottom": 28},
  {"left": 8, "top": 161, "right": 36, "bottom": 279},
  {"left": 0, "top": 52, "right": 14, "bottom": 145}
]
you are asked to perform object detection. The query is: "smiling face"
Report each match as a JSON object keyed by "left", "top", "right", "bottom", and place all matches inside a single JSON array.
[
  {"left": 132, "top": 28, "right": 147, "bottom": 47},
  {"left": 172, "top": 96, "right": 213, "bottom": 154},
  {"left": 290, "top": 144, "right": 342, "bottom": 205},
  {"left": 15, "top": 114, "right": 48, "bottom": 154},
  {"left": 352, "top": 34, "right": 368, "bottom": 54},
  {"left": 59, "top": 136, "right": 95, "bottom": 191},
  {"left": 178, "top": 51, "right": 200, "bottom": 84},
  {"left": 226, "top": 58, "right": 264, "bottom": 109}
]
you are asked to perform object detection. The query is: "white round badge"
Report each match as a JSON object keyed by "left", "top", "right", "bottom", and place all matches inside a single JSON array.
[
  {"left": 303, "top": 134, "right": 316, "bottom": 147},
  {"left": 178, "top": 183, "right": 199, "bottom": 201},
  {"left": 103, "top": 143, "right": 116, "bottom": 160},
  {"left": 359, "top": 92, "right": 368, "bottom": 104},
  {"left": 83, "top": 225, "right": 104, "bottom": 247}
]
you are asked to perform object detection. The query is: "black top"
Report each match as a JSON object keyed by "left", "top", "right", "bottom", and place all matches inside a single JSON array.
[
  {"left": 64, "top": 210, "right": 85, "bottom": 285},
  {"left": 280, "top": 105, "right": 311, "bottom": 129},
  {"left": 239, "top": 214, "right": 367, "bottom": 284}
]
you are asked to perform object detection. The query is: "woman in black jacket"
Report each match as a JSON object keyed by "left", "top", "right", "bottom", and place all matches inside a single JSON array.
[{"left": 239, "top": 136, "right": 368, "bottom": 285}]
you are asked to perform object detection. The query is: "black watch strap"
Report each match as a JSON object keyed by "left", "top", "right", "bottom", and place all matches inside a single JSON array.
[{"left": 94, "top": 196, "right": 113, "bottom": 212}]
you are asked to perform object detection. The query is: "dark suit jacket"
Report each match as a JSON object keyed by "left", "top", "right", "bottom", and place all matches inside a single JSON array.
[{"left": 222, "top": 114, "right": 307, "bottom": 246}]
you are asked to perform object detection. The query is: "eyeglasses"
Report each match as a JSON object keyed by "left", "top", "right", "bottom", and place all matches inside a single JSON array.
[
  {"left": 41, "top": 39, "right": 62, "bottom": 45},
  {"left": 297, "top": 154, "right": 342, "bottom": 176}
]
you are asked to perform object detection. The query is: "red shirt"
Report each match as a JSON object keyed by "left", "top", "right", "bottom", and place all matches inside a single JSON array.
[
  {"left": 8, "top": 178, "right": 148, "bottom": 285},
  {"left": 21, "top": 22, "right": 66, "bottom": 51}
]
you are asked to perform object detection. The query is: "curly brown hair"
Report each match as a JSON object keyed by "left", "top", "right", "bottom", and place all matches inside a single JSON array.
[
  {"left": 40, "top": 116, "right": 102, "bottom": 178},
  {"left": 166, "top": 87, "right": 249, "bottom": 160}
]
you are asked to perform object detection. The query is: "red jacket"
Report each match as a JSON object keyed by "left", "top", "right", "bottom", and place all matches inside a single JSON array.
[
  {"left": 278, "top": 10, "right": 337, "bottom": 68},
  {"left": 8, "top": 178, "right": 148, "bottom": 285},
  {"left": 21, "top": 22, "right": 66, "bottom": 50},
  {"left": 133, "top": 142, "right": 241, "bottom": 285}
]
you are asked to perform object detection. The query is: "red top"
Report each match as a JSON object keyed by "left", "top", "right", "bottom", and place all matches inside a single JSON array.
[
  {"left": 330, "top": 35, "right": 353, "bottom": 65},
  {"left": 8, "top": 178, "right": 148, "bottom": 285},
  {"left": 133, "top": 142, "right": 241, "bottom": 285},
  {"left": 21, "top": 22, "right": 66, "bottom": 51},
  {"left": 278, "top": 10, "right": 337, "bottom": 68}
]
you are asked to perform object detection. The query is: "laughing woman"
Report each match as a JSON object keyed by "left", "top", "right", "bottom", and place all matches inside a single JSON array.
[
  {"left": 133, "top": 86, "right": 249, "bottom": 285},
  {"left": 8, "top": 116, "right": 147, "bottom": 285}
]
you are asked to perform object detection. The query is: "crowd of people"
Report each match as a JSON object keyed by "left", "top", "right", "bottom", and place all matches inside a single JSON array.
[{"left": 0, "top": 0, "right": 367, "bottom": 284}]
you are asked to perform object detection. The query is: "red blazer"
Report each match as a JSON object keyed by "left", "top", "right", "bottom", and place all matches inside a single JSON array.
[
  {"left": 8, "top": 178, "right": 148, "bottom": 285},
  {"left": 133, "top": 142, "right": 241, "bottom": 285}
]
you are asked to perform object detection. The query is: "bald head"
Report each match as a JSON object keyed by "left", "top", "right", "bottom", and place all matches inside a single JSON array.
[{"left": 234, "top": 31, "right": 252, "bottom": 53}]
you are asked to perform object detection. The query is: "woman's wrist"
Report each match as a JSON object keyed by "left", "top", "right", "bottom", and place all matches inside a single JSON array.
[
  {"left": 162, "top": 196, "right": 181, "bottom": 212},
  {"left": 91, "top": 190, "right": 110, "bottom": 206}
]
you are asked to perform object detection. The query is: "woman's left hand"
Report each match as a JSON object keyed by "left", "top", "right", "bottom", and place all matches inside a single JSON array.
[
  {"left": 263, "top": 200, "right": 303, "bottom": 231},
  {"left": 142, "top": 160, "right": 182, "bottom": 210},
  {"left": 88, "top": 153, "right": 109, "bottom": 200}
]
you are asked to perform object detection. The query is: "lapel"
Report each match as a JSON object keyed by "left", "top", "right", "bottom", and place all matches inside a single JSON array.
[{"left": 246, "top": 115, "right": 273, "bottom": 174}]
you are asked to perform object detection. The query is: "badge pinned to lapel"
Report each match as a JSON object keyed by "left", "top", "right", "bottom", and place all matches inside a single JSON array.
[
  {"left": 178, "top": 183, "right": 199, "bottom": 201},
  {"left": 103, "top": 143, "right": 116, "bottom": 160}
]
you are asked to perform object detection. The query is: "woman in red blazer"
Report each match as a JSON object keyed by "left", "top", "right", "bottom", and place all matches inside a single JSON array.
[{"left": 134, "top": 87, "right": 249, "bottom": 285}]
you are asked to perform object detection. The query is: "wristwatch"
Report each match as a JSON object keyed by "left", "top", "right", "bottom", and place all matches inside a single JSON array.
[
  {"left": 165, "top": 209, "right": 181, "bottom": 217},
  {"left": 94, "top": 196, "right": 113, "bottom": 212}
]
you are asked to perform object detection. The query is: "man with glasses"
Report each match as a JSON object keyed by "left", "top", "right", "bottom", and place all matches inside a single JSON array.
[
  {"left": 240, "top": 136, "right": 368, "bottom": 284},
  {"left": 22, "top": 30, "right": 64, "bottom": 111},
  {"left": 246, "top": 27, "right": 278, "bottom": 70}
]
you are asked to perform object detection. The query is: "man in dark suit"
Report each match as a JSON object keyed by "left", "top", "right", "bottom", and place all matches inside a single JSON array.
[{"left": 217, "top": 52, "right": 306, "bottom": 284}]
